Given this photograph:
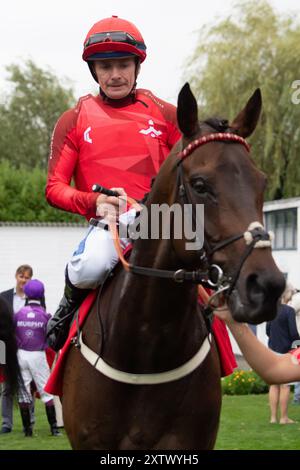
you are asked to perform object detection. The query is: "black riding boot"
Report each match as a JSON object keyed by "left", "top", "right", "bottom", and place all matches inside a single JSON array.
[
  {"left": 46, "top": 275, "right": 90, "bottom": 352},
  {"left": 19, "top": 404, "right": 33, "bottom": 437},
  {"left": 45, "top": 404, "right": 61, "bottom": 436}
]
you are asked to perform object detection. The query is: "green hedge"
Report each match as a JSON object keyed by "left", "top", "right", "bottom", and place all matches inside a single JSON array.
[
  {"left": 222, "top": 369, "right": 268, "bottom": 395},
  {"left": 0, "top": 161, "right": 83, "bottom": 223}
]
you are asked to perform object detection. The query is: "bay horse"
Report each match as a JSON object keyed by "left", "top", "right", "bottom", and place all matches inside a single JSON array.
[{"left": 62, "top": 83, "right": 285, "bottom": 450}]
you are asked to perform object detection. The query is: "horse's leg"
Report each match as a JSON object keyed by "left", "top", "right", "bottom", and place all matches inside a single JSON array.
[
  {"left": 62, "top": 299, "right": 126, "bottom": 450},
  {"left": 62, "top": 346, "right": 86, "bottom": 449}
]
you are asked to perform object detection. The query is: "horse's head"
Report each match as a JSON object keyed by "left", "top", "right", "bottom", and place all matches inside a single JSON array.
[{"left": 163, "top": 83, "right": 285, "bottom": 324}]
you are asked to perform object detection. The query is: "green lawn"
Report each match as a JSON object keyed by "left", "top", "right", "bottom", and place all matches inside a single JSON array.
[
  {"left": 0, "top": 400, "right": 71, "bottom": 450},
  {"left": 216, "top": 394, "right": 300, "bottom": 450},
  {"left": 0, "top": 395, "right": 299, "bottom": 450}
]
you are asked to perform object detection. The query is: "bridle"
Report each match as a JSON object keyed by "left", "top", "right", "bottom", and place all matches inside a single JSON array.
[
  {"left": 176, "top": 132, "right": 272, "bottom": 298},
  {"left": 110, "top": 131, "right": 273, "bottom": 298}
]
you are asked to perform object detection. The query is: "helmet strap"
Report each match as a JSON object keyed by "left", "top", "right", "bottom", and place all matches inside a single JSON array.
[{"left": 88, "top": 62, "right": 99, "bottom": 83}]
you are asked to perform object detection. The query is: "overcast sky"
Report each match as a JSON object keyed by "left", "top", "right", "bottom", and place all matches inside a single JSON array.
[{"left": 1, "top": 0, "right": 299, "bottom": 104}]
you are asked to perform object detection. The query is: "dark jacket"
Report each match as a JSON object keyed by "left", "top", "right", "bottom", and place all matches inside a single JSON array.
[
  {"left": 266, "top": 304, "right": 300, "bottom": 353},
  {"left": 0, "top": 288, "right": 14, "bottom": 310}
]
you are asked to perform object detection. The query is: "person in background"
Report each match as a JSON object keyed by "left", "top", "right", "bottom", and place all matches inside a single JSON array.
[
  {"left": 266, "top": 283, "right": 299, "bottom": 423},
  {"left": 15, "top": 279, "right": 61, "bottom": 437},
  {"left": 289, "top": 290, "right": 300, "bottom": 404},
  {"left": 0, "top": 264, "right": 33, "bottom": 434}
]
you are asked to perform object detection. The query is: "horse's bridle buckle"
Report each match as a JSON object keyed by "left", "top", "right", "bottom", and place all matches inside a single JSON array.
[
  {"left": 71, "top": 336, "right": 81, "bottom": 349},
  {"left": 174, "top": 269, "right": 185, "bottom": 283}
]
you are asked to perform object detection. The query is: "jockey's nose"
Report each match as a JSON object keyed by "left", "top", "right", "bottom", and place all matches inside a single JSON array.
[{"left": 111, "top": 66, "right": 122, "bottom": 79}]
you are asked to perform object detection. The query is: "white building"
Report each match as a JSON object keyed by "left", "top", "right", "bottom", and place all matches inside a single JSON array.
[{"left": 264, "top": 197, "right": 300, "bottom": 287}]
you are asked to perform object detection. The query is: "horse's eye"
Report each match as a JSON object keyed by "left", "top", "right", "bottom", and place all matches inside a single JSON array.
[{"left": 191, "top": 179, "right": 208, "bottom": 195}]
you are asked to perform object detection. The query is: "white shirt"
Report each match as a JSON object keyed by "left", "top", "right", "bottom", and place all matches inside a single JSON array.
[{"left": 13, "top": 290, "right": 26, "bottom": 314}]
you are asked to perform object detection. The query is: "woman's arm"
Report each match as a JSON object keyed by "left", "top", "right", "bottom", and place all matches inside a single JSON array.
[{"left": 214, "top": 307, "right": 300, "bottom": 384}]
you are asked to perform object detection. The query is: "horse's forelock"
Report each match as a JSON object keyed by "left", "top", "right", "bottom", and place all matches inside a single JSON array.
[{"left": 202, "top": 117, "right": 231, "bottom": 133}]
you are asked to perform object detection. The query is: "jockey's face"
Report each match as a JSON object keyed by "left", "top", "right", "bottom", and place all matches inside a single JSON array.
[
  {"left": 15, "top": 270, "right": 32, "bottom": 294},
  {"left": 94, "top": 57, "right": 139, "bottom": 100}
]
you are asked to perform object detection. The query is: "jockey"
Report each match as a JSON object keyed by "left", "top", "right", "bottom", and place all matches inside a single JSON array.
[
  {"left": 15, "top": 279, "right": 61, "bottom": 436},
  {"left": 46, "top": 16, "right": 181, "bottom": 351}
]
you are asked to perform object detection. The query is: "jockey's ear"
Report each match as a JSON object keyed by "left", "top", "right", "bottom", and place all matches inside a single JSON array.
[
  {"left": 230, "top": 88, "right": 262, "bottom": 138},
  {"left": 177, "top": 83, "right": 200, "bottom": 138}
]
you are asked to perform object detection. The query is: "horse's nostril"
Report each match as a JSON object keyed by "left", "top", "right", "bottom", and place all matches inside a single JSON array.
[
  {"left": 246, "top": 273, "right": 285, "bottom": 307},
  {"left": 247, "top": 274, "right": 265, "bottom": 305}
]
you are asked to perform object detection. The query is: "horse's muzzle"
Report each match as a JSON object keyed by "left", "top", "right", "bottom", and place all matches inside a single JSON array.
[{"left": 228, "top": 271, "right": 286, "bottom": 324}]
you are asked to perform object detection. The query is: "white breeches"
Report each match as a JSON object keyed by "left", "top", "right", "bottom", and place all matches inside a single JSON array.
[
  {"left": 18, "top": 350, "right": 53, "bottom": 404},
  {"left": 67, "top": 209, "right": 136, "bottom": 289}
]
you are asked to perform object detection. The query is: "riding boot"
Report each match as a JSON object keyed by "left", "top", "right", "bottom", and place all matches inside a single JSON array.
[
  {"left": 19, "top": 404, "right": 33, "bottom": 437},
  {"left": 46, "top": 275, "right": 90, "bottom": 352},
  {"left": 45, "top": 404, "right": 61, "bottom": 436}
]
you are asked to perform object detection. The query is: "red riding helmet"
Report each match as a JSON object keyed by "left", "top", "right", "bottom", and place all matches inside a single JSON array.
[{"left": 82, "top": 16, "right": 147, "bottom": 63}]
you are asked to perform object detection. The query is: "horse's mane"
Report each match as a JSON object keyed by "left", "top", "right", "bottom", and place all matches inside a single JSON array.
[{"left": 0, "top": 296, "right": 23, "bottom": 396}]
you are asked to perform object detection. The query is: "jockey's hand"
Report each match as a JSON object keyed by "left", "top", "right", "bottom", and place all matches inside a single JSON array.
[
  {"left": 213, "top": 304, "right": 236, "bottom": 325},
  {"left": 96, "top": 187, "right": 127, "bottom": 222}
]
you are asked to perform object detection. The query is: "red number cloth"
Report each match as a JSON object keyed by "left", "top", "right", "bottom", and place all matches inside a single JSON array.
[{"left": 289, "top": 347, "right": 300, "bottom": 364}]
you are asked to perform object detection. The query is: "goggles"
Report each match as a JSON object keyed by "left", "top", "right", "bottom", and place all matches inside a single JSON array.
[{"left": 84, "top": 31, "right": 146, "bottom": 51}]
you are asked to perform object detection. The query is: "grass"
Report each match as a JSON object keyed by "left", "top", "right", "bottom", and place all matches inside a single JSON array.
[
  {"left": 0, "top": 395, "right": 299, "bottom": 450},
  {"left": 0, "top": 400, "right": 71, "bottom": 450},
  {"left": 215, "top": 394, "right": 300, "bottom": 450}
]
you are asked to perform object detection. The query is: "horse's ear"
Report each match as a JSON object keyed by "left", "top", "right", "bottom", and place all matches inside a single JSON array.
[
  {"left": 177, "top": 83, "right": 200, "bottom": 138},
  {"left": 230, "top": 89, "right": 262, "bottom": 138}
]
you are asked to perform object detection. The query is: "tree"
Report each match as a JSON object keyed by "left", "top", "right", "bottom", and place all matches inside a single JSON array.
[
  {"left": 0, "top": 161, "right": 82, "bottom": 223},
  {"left": 0, "top": 60, "right": 75, "bottom": 169},
  {"left": 186, "top": 0, "right": 300, "bottom": 200}
]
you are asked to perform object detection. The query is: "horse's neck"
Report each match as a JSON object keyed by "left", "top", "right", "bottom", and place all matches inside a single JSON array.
[
  {"left": 100, "top": 237, "right": 204, "bottom": 369},
  {"left": 119, "top": 237, "right": 199, "bottom": 326}
]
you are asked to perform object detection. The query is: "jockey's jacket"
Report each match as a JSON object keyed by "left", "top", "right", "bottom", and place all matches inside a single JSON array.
[{"left": 46, "top": 89, "right": 181, "bottom": 221}]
